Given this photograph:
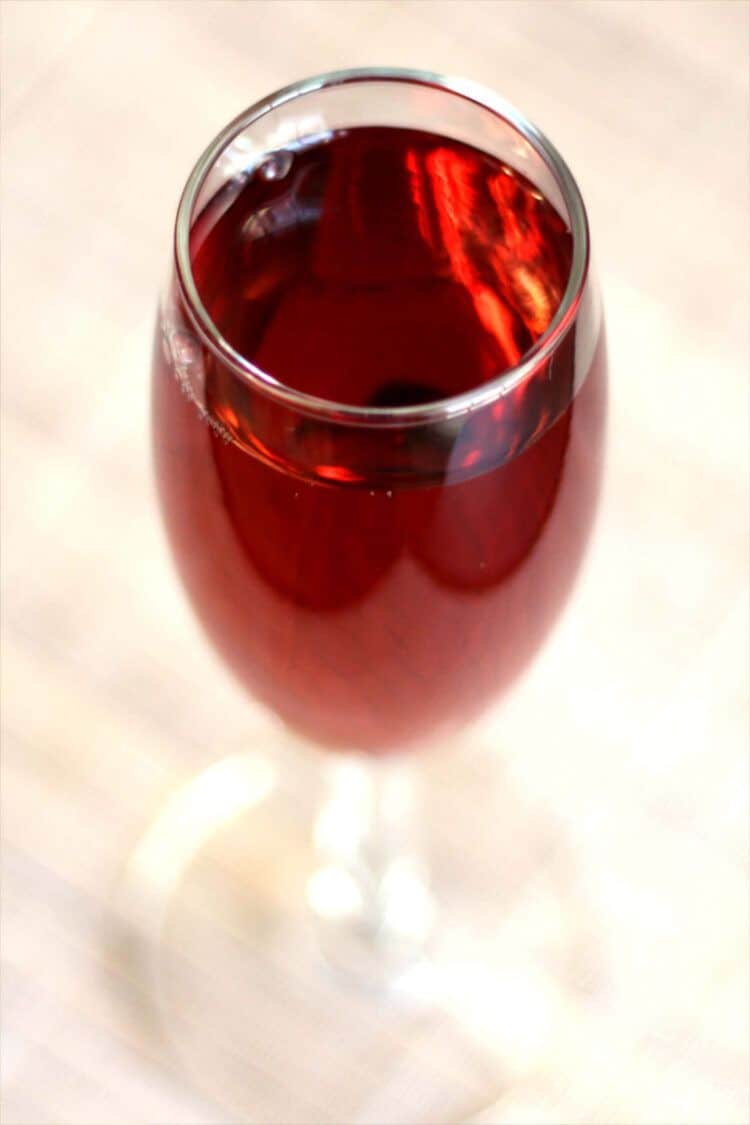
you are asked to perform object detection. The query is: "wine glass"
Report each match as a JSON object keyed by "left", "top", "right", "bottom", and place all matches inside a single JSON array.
[{"left": 131, "top": 68, "right": 606, "bottom": 1120}]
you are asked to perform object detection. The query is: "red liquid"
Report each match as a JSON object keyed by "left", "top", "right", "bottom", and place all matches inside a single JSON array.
[{"left": 154, "top": 127, "right": 606, "bottom": 752}]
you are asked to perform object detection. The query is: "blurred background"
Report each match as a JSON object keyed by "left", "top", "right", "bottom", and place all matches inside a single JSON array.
[{"left": 1, "top": 2, "right": 748, "bottom": 1123}]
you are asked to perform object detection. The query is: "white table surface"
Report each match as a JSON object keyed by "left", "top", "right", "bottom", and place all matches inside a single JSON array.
[{"left": 2, "top": 2, "right": 748, "bottom": 1123}]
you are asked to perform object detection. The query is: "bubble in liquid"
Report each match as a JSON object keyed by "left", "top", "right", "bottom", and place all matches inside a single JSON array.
[
  {"left": 258, "top": 150, "right": 293, "bottom": 181},
  {"left": 243, "top": 208, "right": 275, "bottom": 241}
]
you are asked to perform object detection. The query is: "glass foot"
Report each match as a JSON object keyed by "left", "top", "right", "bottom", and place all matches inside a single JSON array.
[{"left": 113, "top": 732, "right": 599, "bottom": 1124}]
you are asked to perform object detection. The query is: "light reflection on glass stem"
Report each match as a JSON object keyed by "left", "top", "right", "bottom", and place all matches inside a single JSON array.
[{"left": 308, "top": 753, "right": 435, "bottom": 982}]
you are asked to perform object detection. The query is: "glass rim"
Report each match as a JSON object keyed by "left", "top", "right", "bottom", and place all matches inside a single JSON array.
[{"left": 174, "top": 66, "right": 590, "bottom": 426}]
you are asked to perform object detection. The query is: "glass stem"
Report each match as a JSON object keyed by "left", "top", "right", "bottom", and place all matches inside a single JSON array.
[{"left": 309, "top": 753, "right": 434, "bottom": 982}]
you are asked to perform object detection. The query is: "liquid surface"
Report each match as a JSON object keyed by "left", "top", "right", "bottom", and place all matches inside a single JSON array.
[
  {"left": 154, "top": 127, "right": 605, "bottom": 752},
  {"left": 190, "top": 126, "right": 572, "bottom": 406}
]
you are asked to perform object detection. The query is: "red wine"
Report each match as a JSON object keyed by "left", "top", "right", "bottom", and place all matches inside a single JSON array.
[{"left": 154, "top": 127, "right": 606, "bottom": 752}]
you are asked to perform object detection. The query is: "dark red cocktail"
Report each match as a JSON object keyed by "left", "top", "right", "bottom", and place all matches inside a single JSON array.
[{"left": 153, "top": 123, "right": 605, "bottom": 752}]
